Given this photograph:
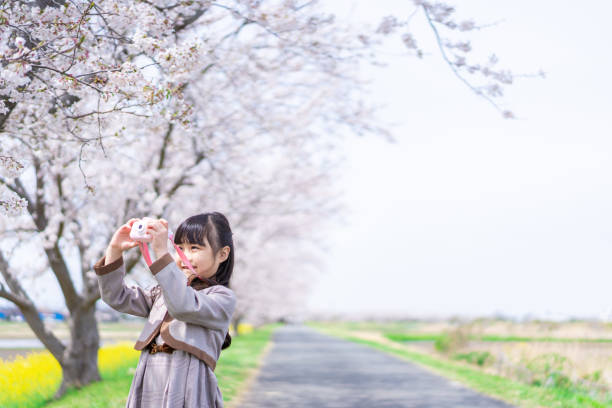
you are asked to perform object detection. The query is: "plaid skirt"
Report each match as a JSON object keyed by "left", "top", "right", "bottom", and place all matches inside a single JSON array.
[{"left": 126, "top": 348, "right": 223, "bottom": 408}]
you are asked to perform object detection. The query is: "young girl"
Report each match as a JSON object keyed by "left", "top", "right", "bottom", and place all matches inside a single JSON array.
[{"left": 94, "top": 212, "right": 236, "bottom": 408}]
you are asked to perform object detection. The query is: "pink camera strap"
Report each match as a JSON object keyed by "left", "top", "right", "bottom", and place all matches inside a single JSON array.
[{"left": 138, "top": 234, "right": 196, "bottom": 275}]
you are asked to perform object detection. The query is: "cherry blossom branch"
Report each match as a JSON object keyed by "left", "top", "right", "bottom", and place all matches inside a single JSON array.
[
  {"left": 212, "top": 3, "right": 281, "bottom": 39},
  {"left": 421, "top": 5, "right": 508, "bottom": 116},
  {"left": 64, "top": 2, "right": 96, "bottom": 73},
  {"left": 30, "top": 64, "right": 105, "bottom": 93}
]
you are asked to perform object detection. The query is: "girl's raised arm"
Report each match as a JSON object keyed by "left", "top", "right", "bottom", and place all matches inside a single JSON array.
[
  {"left": 149, "top": 254, "right": 236, "bottom": 331},
  {"left": 94, "top": 255, "right": 157, "bottom": 318},
  {"left": 94, "top": 220, "right": 155, "bottom": 317}
]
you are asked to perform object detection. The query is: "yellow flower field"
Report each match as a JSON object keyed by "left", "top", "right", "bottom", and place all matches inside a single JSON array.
[{"left": 0, "top": 343, "right": 140, "bottom": 408}]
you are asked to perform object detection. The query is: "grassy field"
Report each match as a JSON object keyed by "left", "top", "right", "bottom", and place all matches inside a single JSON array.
[
  {"left": 0, "top": 323, "right": 277, "bottom": 408},
  {"left": 321, "top": 320, "right": 612, "bottom": 339},
  {"left": 309, "top": 321, "right": 612, "bottom": 408}
]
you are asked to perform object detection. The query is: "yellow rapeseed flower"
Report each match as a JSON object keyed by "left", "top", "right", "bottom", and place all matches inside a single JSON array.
[
  {"left": 0, "top": 342, "right": 140, "bottom": 408},
  {"left": 237, "top": 323, "right": 254, "bottom": 335},
  {"left": 0, "top": 351, "right": 61, "bottom": 408}
]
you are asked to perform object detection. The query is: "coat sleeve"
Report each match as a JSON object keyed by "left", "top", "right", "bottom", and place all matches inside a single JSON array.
[
  {"left": 149, "top": 254, "right": 236, "bottom": 331},
  {"left": 94, "top": 255, "right": 156, "bottom": 318}
]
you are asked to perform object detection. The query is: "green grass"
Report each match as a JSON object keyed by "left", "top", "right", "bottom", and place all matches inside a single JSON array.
[
  {"left": 45, "top": 376, "right": 134, "bottom": 408},
  {"left": 385, "top": 333, "right": 441, "bottom": 342},
  {"left": 453, "top": 351, "right": 493, "bottom": 367},
  {"left": 311, "top": 325, "right": 612, "bottom": 408},
  {"left": 326, "top": 320, "right": 422, "bottom": 332},
  {"left": 385, "top": 332, "right": 612, "bottom": 343},
  {"left": 44, "top": 324, "right": 278, "bottom": 408},
  {"left": 306, "top": 321, "right": 612, "bottom": 344}
]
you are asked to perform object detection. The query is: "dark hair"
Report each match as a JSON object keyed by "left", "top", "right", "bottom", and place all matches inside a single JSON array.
[{"left": 173, "top": 212, "right": 234, "bottom": 350}]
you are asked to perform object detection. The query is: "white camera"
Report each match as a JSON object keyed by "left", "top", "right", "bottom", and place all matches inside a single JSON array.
[{"left": 129, "top": 217, "right": 155, "bottom": 242}]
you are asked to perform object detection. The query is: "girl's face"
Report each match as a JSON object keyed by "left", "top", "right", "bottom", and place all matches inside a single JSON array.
[{"left": 176, "top": 236, "right": 230, "bottom": 280}]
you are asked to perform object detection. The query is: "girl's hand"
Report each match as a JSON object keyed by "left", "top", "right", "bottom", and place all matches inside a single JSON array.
[
  {"left": 148, "top": 219, "right": 169, "bottom": 259},
  {"left": 109, "top": 219, "right": 140, "bottom": 252},
  {"left": 105, "top": 219, "right": 139, "bottom": 265}
]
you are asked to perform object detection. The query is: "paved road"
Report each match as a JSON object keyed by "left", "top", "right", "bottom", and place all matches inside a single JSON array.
[{"left": 237, "top": 326, "right": 515, "bottom": 408}]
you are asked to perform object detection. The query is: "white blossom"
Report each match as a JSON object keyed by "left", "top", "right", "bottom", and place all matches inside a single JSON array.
[
  {"left": 459, "top": 20, "right": 476, "bottom": 31},
  {"left": 0, "top": 194, "right": 27, "bottom": 216},
  {"left": 402, "top": 33, "right": 418, "bottom": 50},
  {"left": 0, "top": 155, "right": 25, "bottom": 178},
  {"left": 376, "top": 16, "right": 399, "bottom": 35}
]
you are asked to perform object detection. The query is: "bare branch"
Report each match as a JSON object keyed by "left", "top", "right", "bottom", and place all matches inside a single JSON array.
[
  {"left": 173, "top": 8, "right": 208, "bottom": 32},
  {"left": 0, "top": 283, "right": 28, "bottom": 308},
  {"left": 0, "top": 97, "right": 17, "bottom": 132},
  {"left": 0, "top": 250, "right": 66, "bottom": 361},
  {"left": 153, "top": 123, "right": 174, "bottom": 195}
]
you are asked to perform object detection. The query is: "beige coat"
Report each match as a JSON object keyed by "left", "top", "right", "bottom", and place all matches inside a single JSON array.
[{"left": 94, "top": 253, "right": 236, "bottom": 371}]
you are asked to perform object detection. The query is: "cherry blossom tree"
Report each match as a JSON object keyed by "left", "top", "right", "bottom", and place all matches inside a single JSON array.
[{"left": 0, "top": 0, "right": 528, "bottom": 396}]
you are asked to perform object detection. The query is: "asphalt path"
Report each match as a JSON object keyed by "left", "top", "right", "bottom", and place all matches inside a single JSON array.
[{"left": 237, "top": 325, "right": 516, "bottom": 408}]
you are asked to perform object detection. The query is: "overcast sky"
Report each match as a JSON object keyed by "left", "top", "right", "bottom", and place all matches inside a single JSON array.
[{"left": 307, "top": 0, "right": 612, "bottom": 320}]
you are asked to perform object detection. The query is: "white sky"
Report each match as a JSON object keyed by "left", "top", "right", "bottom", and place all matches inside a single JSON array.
[{"left": 307, "top": 0, "right": 612, "bottom": 320}]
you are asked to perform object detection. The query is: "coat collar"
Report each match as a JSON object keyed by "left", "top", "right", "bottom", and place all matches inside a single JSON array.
[{"left": 186, "top": 274, "right": 218, "bottom": 291}]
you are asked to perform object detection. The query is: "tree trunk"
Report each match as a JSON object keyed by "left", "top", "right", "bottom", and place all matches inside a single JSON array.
[{"left": 55, "top": 303, "right": 101, "bottom": 398}]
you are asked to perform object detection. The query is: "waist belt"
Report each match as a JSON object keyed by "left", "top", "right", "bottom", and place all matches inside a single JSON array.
[{"left": 147, "top": 343, "right": 175, "bottom": 354}]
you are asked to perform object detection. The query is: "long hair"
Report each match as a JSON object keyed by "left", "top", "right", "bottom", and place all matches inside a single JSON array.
[{"left": 173, "top": 212, "right": 234, "bottom": 350}]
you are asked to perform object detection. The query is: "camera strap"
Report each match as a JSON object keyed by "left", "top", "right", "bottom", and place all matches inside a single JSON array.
[{"left": 137, "top": 234, "right": 196, "bottom": 275}]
